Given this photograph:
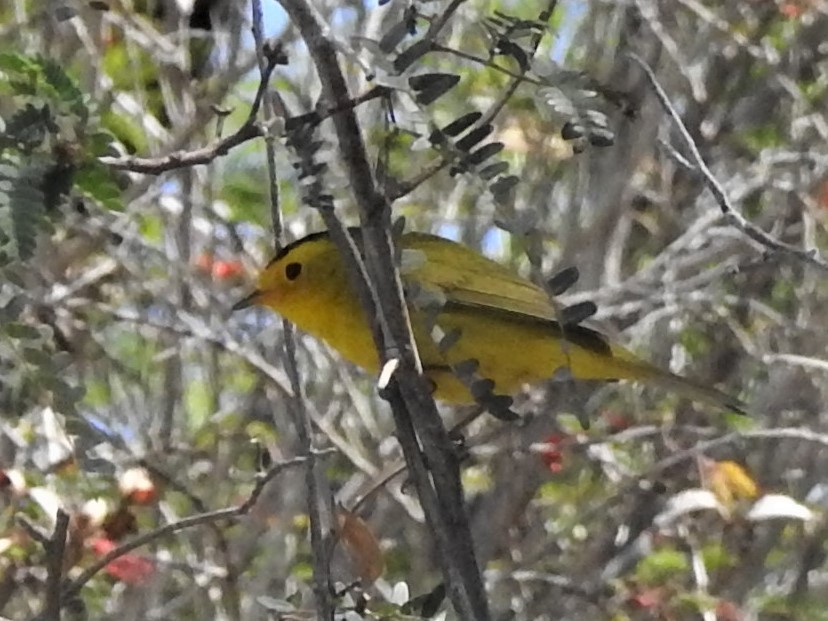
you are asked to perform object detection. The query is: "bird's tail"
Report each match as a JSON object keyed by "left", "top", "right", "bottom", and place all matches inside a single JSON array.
[
  {"left": 633, "top": 364, "right": 747, "bottom": 415},
  {"left": 558, "top": 337, "right": 747, "bottom": 414}
]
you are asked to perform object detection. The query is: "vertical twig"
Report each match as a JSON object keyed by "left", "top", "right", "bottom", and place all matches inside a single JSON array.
[
  {"left": 42, "top": 509, "right": 70, "bottom": 621},
  {"left": 160, "top": 169, "right": 194, "bottom": 449},
  {"left": 250, "top": 2, "right": 336, "bottom": 620}
]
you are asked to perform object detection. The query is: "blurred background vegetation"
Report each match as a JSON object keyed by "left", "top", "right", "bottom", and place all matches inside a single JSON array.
[{"left": 1, "top": 0, "right": 828, "bottom": 619}]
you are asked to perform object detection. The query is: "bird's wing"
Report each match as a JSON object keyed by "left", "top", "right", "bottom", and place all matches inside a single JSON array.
[
  {"left": 401, "top": 233, "right": 557, "bottom": 321},
  {"left": 400, "top": 233, "right": 612, "bottom": 355}
]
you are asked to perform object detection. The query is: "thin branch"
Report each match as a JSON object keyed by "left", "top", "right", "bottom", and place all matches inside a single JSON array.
[
  {"left": 237, "top": 449, "right": 337, "bottom": 513},
  {"left": 250, "top": 1, "right": 336, "bottom": 619},
  {"left": 478, "top": 0, "right": 558, "bottom": 128},
  {"left": 632, "top": 427, "right": 828, "bottom": 492},
  {"left": 431, "top": 43, "right": 544, "bottom": 84},
  {"left": 75, "top": 300, "right": 386, "bottom": 483},
  {"left": 42, "top": 509, "right": 70, "bottom": 621},
  {"left": 762, "top": 353, "right": 828, "bottom": 373},
  {"left": 285, "top": 86, "right": 389, "bottom": 130},
  {"left": 61, "top": 451, "right": 335, "bottom": 602},
  {"left": 16, "top": 515, "right": 51, "bottom": 547},
  {"left": 87, "top": 303, "right": 295, "bottom": 399},
  {"left": 135, "top": 458, "right": 240, "bottom": 614},
  {"left": 629, "top": 52, "right": 828, "bottom": 273},
  {"left": 101, "top": 83, "right": 387, "bottom": 176},
  {"left": 486, "top": 569, "right": 608, "bottom": 610},
  {"left": 99, "top": 46, "right": 284, "bottom": 174},
  {"left": 348, "top": 406, "right": 486, "bottom": 515},
  {"left": 673, "top": 0, "right": 768, "bottom": 60},
  {"left": 100, "top": 122, "right": 262, "bottom": 174},
  {"left": 424, "top": 0, "right": 469, "bottom": 41},
  {"left": 581, "top": 425, "right": 828, "bottom": 526}
]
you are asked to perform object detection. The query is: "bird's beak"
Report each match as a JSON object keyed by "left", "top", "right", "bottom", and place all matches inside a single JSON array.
[{"left": 232, "top": 290, "right": 261, "bottom": 311}]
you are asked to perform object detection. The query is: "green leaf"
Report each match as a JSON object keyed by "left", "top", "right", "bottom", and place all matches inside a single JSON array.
[
  {"left": 83, "top": 378, "right": 112, "bottom": 408},
  {"left": 101, "top": 109, "right": 148, "bottom": 154},
  {"left": 37, "top": 55, "right": 86, "bottom": 118},
  {"left": 23, "top": 346, "right": 53, "bottom": 366},
  {"left": 75, "top": 162, "right": 122, "bottom": 211},
  {"left": 1, "top": 104, "right": 49, "bottom": 151},
  {"left": 290, "top": 561, "right": 313, "bottom": 581},
  {"left": 5, "top": 322, "right": 41, "bottom": 340},
  {"left": 138, "top": 212, "right": 164, "bottom": 244},
  {"left": 0, "top": 52, "right": 33, "bottom": 75},
  {"left": 410, "top": 72, "right": 461, "bottom": 105},
  {"left": 0, "top": 159, "right": 47, "bottom": 261},
  {"left": 185, "top": 379, "right": 214, "bottom": 431},
  {"left": 635, "top": 547, "right": 688, "bottom": 585},
  {"left": 87, "top": 130, "right": 118, "bottom": 157}
]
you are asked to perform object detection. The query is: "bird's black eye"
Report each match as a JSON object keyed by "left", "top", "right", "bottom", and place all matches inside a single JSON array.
[{"left": 285, "top": 262, "right": 302, "bottom": 281}]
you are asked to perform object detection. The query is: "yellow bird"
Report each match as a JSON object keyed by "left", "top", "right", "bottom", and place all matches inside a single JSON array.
[{"left": 234, "top": 230, "right": 745, "bottom": 414}]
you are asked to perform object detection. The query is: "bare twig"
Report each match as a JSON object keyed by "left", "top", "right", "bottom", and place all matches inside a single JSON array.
[
  {"left": 42, "top": 509, "right": 70, "bottom": 621},
  {"left": 486, "top": 569, "right": 608, "bottom": 610},
  {"left": 100, "top": 83, "right": 387, "bottom": 176},
  {"left": 348, "top": 406, "right": 486, "bottom": 515},
  {"left": 250, "top": 1, "right": 336, "bottom": 618},
  {"left": 100, "top": 122, "right": 261, "bottom": 174},
  {"left": 99, "top": 46, "right": 283, "bottom": 174},
  {"left": 86, "top": 303, "right": 295, "bottom": 399},
  {"left": 16, "top": 515, "right": 51, "bottom": 547},
  {"left": 629, "top": 52, "right": 828, "bottom": 273},
  {"left": 61, "top": 451, "right": 335, "bottom": 602},
  {"left": 578, "top": 425, "right": 828, "bottom": 531},
  {"left": 432, "top": 43, "right": 544, "bottom": 84},
  {"left": 477, "top": 0, "right": 558, "bottom": 128},
  {"left": 75, "top": 300, "right": 387, "bottom": 483},
  {"left": 762, "top": 353, "right": 828, "bottom": 374},
  {"left": 135, "top": 458, "right": 240, "bottom": 616}
]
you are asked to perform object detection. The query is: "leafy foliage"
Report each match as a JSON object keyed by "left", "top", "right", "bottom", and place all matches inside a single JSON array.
[
  {"left": 0, "top": 51, "right": 122, "bottom": 430},
  {"left": 0, "top": 52, "right": 121, "bottom": 266},
  {"left": 0, "top": 160, "right": 46, "bottom": 262},
  {"left": 0, "top": 295, "right": 82, "bottom": 418}
]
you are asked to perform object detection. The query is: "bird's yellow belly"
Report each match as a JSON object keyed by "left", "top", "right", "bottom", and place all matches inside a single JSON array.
[
  {"left": 298, "top": 301, "right": 630, "bottom": 405},
  {"left": 415, "top": 309, "right": 615, "bottom": 403}
]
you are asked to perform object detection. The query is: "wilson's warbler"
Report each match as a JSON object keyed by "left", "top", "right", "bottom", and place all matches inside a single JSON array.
[{"left": 234, "top": 230, "right": 745, "bottom": 414}]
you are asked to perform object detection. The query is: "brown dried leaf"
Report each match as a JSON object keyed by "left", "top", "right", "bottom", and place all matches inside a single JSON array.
[{"left": 337, "top": 509, "right": 385, "bottom": 584}]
